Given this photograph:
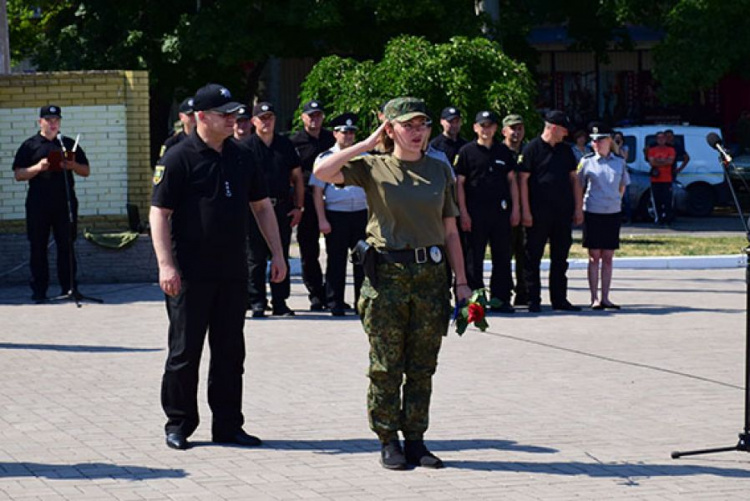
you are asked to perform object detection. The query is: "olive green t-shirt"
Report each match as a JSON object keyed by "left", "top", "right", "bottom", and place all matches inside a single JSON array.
[{"left": 341, "top": 154, "right": 459, "bottom": 250}]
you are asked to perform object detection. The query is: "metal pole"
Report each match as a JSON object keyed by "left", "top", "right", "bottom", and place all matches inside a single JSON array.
[{"left": 0, "top": 0, "right": 10, "bottom": 74}]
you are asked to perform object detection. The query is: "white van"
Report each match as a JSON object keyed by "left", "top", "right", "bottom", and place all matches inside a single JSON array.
[{"left": 618, "top": 125, "right": 727, "bottom": 218}]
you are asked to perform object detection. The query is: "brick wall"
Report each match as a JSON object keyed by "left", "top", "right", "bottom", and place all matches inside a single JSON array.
[{"left": 0, "top": 70, "right": 151, "bottom": 231}]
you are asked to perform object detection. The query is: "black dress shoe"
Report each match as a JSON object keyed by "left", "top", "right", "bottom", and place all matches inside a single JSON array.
[
  {"left": 330, "top": 306, "right": 346, "bottom": 317},
  {"left": 309, "top": 297, "right": 326, "bottom": 311},
  {"left": 31, "top": 294, "right": 47, "bottom": 304},
  {"left": 271, "top": 304, "right": 295, "bottom": 317},
  {"left": 602, "top": 302, "right": 621, "bottom": 310},
  {"left": 404, "top": 440, "right": 444, "bottom": 469},
  {"left": 380, "top": 440, "right": 407, "bottom": 470},
  {"left": 528, "top": 303, "right": 541, "bottom": 313},
  {"left": 552, "top": 301, "right": 581, "bottom": 312},
  {"left": 213, "top": 430, "right": 262, "bottom": 447},
  {"left": 251, "top": 307, "right": 265, "bottom": 318},
  {"left": 166, "top": 433, "right": 189, "bottom": 450},
  {"left": 490, "top": 303, "right": 515, "bottom": 314}
]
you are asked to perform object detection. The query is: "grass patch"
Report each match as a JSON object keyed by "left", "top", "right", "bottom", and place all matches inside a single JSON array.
[
  {"left": 484, "top": 235, "right": 747, "bottom": 260},
  {"left": 563, "top": 235, "right": 747, "bottom": 259}
]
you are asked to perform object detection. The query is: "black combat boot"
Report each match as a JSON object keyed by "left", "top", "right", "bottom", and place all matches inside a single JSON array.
[
  {"left": 404, "top": 439, "right": 444, "bottom": 468},
  {"left": 380, "top": 439, "right": 407, "bottom": 470}
]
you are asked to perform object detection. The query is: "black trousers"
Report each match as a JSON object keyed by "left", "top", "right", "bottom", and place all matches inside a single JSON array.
[
  {"left": 297, "top": 191, "right": 325, "bottom": 303},
  {"left": 324, "top": 209, "right": 367, "bottom": 308},
  {"left": 464, "top": 210, "right": 513, "bottom": 303},
  {"left": 162, "top": 279, "right": 246, "bottom": 438},
  {"left": 247, "top": 203, "right": 292, "bottom": 309},
  {"left": 26, "top": 198, "right": 77, "bottom": 297},
  {"left": 524, "top": 212, "right": 573, "bottom": 307},
  {"left": 651, "top": 182, "right": 673, "bottom": 223}
]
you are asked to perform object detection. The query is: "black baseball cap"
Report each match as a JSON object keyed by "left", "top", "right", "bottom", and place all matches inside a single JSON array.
[
  {"left": 330, "top": 113, "right": 358, "bottom": 132},
  {"left": 178, "top": 97, "right": 194, "bottom": 115},
  {"left": 544, "top": 110, "right": 571, "bottom": 129},
  {"left": 302, "top": 100, "right": 324, "bottom": 115},
  {"left": 252, "top": 102, "right": 275, "bottom": 117},
  {"left": 441, "top": 107, "right": 461, "bottom": 121},
  {"left": 40, "top": 105, "right": 62, "bottom": 119},
  {"left": 475, "top": 110, "right": 499, "bottom": 124},
  {"left": 192, "top": 83, "right": 242, "bottom": 113},
  {"left": 236, "top": 106, "right": 251, "bottom": 120}
]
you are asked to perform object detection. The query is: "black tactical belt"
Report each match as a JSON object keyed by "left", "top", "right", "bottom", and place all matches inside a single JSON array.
[{"left": 378, "top": 246, "right": 444, "bottom": 265}]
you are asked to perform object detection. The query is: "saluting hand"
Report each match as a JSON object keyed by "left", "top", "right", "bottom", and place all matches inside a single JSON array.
[{"left": 361, "top": 121, "right": 387, "bottom": 151}]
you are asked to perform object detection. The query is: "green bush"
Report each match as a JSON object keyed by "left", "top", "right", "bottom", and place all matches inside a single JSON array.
[{"left": 297, "top": 35, "right": 540, "bottom": 139}]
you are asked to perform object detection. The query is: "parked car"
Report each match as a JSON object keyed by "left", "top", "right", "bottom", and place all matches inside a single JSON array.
[
  {"left": 728, "top": 153, "right": 750, "bottom": 195},
  {"left": 618, "top": 125, "right": 728, "bottom": 219}
]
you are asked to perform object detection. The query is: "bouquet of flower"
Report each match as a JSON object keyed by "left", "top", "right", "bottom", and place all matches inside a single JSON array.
[{"left": 453, "top": 288, "right": 501, "bottom": 336}]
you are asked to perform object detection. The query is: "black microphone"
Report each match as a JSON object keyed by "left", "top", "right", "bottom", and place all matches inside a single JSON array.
[{"left": 706, "top": 132, "right": 732, "bottom": 163}]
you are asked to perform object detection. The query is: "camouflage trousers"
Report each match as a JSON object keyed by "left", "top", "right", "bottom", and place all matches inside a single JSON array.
[{"left": 358, "top": 261, "right": 451, "bottom": 443}]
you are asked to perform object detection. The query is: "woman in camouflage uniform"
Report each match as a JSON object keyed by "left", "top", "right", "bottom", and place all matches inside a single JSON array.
[{"left": 314, "top": 97, "right": 471, "bottom": 470}]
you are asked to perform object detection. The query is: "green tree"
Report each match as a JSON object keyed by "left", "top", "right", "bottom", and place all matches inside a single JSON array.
[
  {"left": 653, "top": 0, "right": 750, "bottom": 103},
  {"left": 298, "top": 35, "right": 538, "bottom": 138},
  {"left": 8, "top": 0, "right": 485, "bottom": 158}
]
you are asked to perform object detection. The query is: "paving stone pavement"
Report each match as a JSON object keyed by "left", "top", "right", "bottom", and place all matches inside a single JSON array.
[{"left": 2, "top": 268, "right": 750, "bottom": 500}]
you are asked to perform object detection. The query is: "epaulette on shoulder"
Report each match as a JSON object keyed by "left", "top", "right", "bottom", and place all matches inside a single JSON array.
[{"left": 582, "top": 152, "right": 595, "bottom": 159}]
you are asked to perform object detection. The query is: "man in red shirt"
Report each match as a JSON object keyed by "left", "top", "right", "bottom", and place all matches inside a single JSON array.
[{"left": 647, "top": 131, "right": 676, "bottom": 224}]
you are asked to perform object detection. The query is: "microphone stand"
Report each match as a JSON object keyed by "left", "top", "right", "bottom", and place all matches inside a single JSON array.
[
  {"left": 47, "top": 135, "right": 103, "bottom": 308},
  {"left": 671, "top": 152, "right": 750, "bottom": 458}
]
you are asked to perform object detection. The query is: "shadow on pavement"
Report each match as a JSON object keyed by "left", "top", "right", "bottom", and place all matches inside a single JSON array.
[
  {"left": 446, "top": 459, "right": 750, "bottom": 478},
  {"left": 0, "top": 461, "right": 186, "bottom": 480},
  {"left": 0, "top": 342, "right": 162, "bottom": 353},
  {"left": 259, "top": 438, "right": 557, "bottom": 455}
]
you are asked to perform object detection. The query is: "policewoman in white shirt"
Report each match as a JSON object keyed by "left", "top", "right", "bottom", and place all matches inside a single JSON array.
[{"left": 576, "top": 122, "right": 630, "bottom": 310}]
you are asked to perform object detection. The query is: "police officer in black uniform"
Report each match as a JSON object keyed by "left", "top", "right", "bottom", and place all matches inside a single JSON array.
[
  {"left": 290, "top": 100, "right": 335, "bottom": 311},
  {"left": 519, "top": 110, "right": 584, "bottom": 312},
  {"left": 455, "top": 110, "right": 519, "bottom": 313},
  {"left": 245, "top": 102, "right": 305, "bottom": 317},
  {"left": 159, "top": 97, "right": 195, "bottom": 158},
  {"left": 150, "top": 83, "right": 287, "bottom": 451},
  {"left": 13, "top": 105, "right": 90, "bottom": 303},
  {"left": 429, "top": 106, "right": 468, "bottom": 165},
  {"left": 233, "top": 105, "right": 254, "bottom": 141}
]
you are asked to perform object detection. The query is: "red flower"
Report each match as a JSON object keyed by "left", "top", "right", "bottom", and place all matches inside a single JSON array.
[{"left": 467, "top": 303, "right": 485, "bottom": 323}]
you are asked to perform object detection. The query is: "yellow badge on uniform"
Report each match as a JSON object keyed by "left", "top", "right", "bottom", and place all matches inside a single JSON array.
[{"left": 153, "top": 165, "right": 165, "bottom": 185}]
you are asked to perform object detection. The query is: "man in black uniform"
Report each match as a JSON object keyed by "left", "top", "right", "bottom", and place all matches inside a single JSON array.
[
  {"left": 519, "top": 110, "right": 583, "bottom": 312},
  {"left": 501, "top": 113, "right": 529, "bottom": 306},
  {"left": 159, "top": 97, "right": 195, "bottom": 158},
  {"left": 246, "top": 102, "right": 305, "bottom": 317},
  {"left": 430, "top": 106, "right": 468, "bottom": 165},
  {"left": 289, "top": 100, "right": 335, "bottom": 311},
  {"left": 455, "top": 110, "right": 519, "bottom": 313},
  {"left": 13, "top": 105, "right": 90, "bottom": 303},
  {"left": 233, "top": 105, "right": 253, "bottom": 141},
  {"left": 150, "top": 83, "right": 286, "bottom": 451}
]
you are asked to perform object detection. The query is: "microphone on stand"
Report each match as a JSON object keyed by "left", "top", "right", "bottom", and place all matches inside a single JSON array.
[{"left": 706, "top": 132, "right": 733, "bottom": 164}]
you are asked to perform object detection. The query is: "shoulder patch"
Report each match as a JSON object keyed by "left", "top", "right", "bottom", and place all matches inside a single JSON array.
[{"left": 153, "top": 165, "right": 165, "bottom": 185}]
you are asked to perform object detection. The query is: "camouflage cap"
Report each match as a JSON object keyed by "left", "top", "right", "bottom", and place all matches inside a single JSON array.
[{"left": 383, "top": 97, "right": 429, "bottom": 122}]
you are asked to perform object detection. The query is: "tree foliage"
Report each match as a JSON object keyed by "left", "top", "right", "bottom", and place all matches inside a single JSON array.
[
  {"left": 654, "top": 0, "right": 750, "bottom": 103},
  {"left": 298, "top": 36, "right": 539, "bottom": 138}
]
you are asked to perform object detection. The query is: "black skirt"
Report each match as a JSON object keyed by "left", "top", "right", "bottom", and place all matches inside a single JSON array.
[{"left": 582, "top": 212, "right": 622, "bottom": 250}]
